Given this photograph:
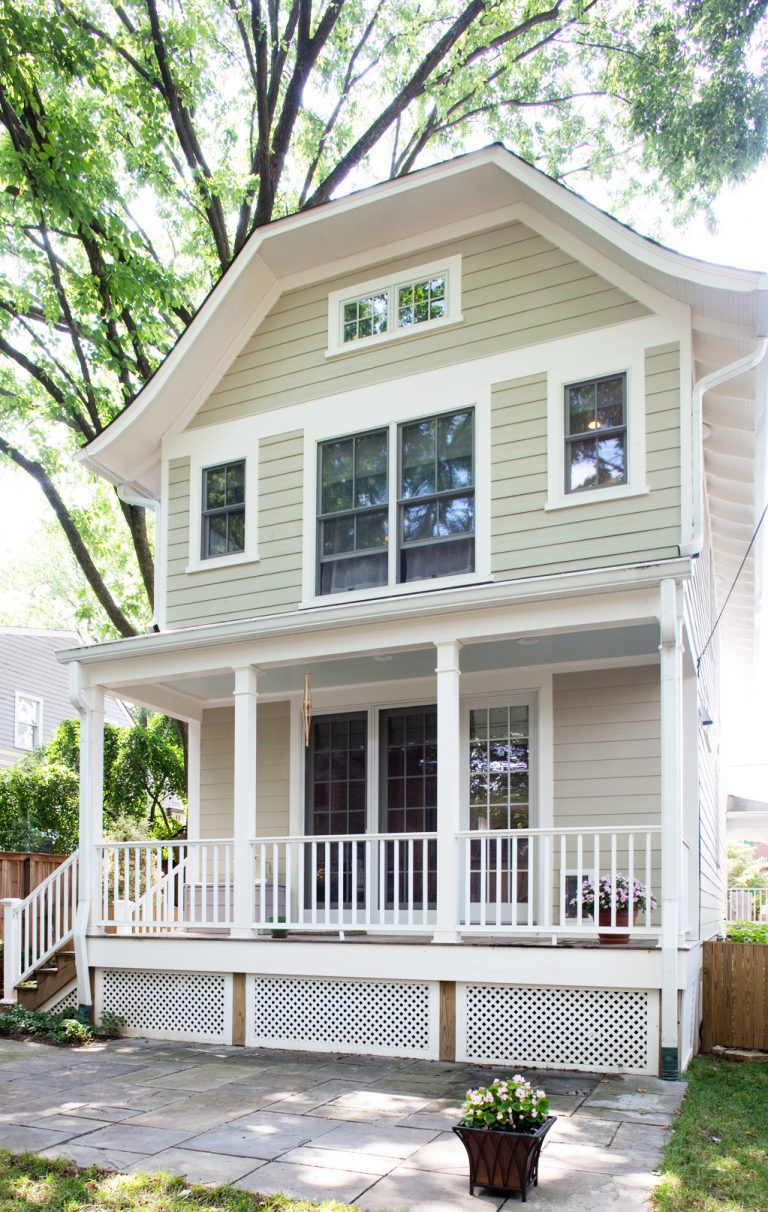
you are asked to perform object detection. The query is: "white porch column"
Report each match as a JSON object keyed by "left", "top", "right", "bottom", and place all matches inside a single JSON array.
[
  {"left": 660, "top": 578, "right": 683, "bottom": 1079},
  {"left": 232, "top": 666, "right": 259, "bottom": 938},
  {"left": 433, "top": 640, "right": 462, "bottom": 943},
  {"left": 70, "top": 663, "right": 104, "bottom": 1012},
  {"left": 186, "top": 719, "right": 202, "bottom": 841}
]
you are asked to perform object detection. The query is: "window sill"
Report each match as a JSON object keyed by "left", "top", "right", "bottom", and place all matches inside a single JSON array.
[
  {"left": 300, "top": 571, "right": 493, "bottom": 610},
  {"left": 324, "top": 314, "right": 464, "bottom": 360},
  {"left": 544, "top": 484, "right": 650, "bottom": 512},
  {"left": 186, "top": 551, "right": 260, "bottom": 574}
]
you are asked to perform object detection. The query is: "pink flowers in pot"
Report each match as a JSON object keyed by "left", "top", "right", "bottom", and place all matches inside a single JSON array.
[
  {"left": 571, "top": 874, "right": 656, "bottom": 915},
  {"left": 461, "top": 1076, "right": 550, "bottom": 1133}
]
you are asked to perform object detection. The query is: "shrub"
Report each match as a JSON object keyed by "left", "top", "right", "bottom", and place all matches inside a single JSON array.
[
  {"left": 0, "top": 1004, "right": 124, "bottom": 1045},
  {"left": 725, "top": 920, "right": 768, "bottom": 944}
]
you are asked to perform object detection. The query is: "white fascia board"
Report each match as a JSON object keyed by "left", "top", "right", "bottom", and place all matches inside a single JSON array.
[{"left": 78, "top": 146, "right": 766, "bottom": 490}]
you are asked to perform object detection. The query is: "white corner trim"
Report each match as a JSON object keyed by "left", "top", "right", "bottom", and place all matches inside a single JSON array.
[{"left": 326, "top": 254, "right": 462, "bottom": 357}]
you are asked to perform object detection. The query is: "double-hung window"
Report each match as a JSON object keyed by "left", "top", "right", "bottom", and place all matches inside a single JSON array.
[
  {"left": 318, "top": 430, "right": 389, "bottom": 595},
  {"left": 565, "top": 373, "right": 627, "bottom": 494},
  {"left": 317, "top": 408, "right": 474, "bottom": 595},
  {"left": 201, "top": 460, "right": 245, "bottom": 559},
  {"left": 399, "top": 409, "right": 474, "bottom": 582},
  {"left": 15, "top": 694, "right": 42, "bottom": 750}
]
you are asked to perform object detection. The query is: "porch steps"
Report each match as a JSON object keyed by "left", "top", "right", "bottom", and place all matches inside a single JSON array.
[{"left": 16, "top": 947, "right": 77, "bottom": 1012}]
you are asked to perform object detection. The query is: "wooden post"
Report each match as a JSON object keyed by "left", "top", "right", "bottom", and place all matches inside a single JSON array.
[
  {"left": 433, "top": 640, "right": 462, "bottom": 943},
  {"left": 659, "top": 579, "right": 683, "bottom": 1079},
  {"left": 1, "top": 898, "right": 21, "bottom": 1003},
  {"left": 439, "top": 980, "right": 456, "bottom": 1061},
  {"left": 232, "top": 667, "right": 259, "bottom": 938},
  {"left": 232, "top": 973, "right": 246, "bottom": 1046}
]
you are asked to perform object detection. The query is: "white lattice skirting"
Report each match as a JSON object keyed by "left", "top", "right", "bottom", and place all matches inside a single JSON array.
[
  {"left": 247, "top": 975, "right": 439, "bottom": 1058},
  {"left": 42, "top": 981, "right": 79, "bottom": 1014},
  {"left": 95, "top": 969, "right": 232, "bottom": 1043},
  {"left": 457, "top": 983, "right": 659, "bottom": 1074}
]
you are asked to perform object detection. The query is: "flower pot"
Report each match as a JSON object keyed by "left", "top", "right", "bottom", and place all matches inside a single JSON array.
[
  {"left": 453, "top": 1117, "right": 555, "bottom": 1201},
  {"left": 598, "top": 906, "right": 630, "bottom": 943}
]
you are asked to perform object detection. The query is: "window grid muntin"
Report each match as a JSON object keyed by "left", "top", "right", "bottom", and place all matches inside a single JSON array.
[
  {"left": 398, "top": 408, "right": 475, "bottom": 582},
  {"left": 342, "top": 291, "right": 389, "bottom": 344},
  {"left": 317, "top": 427, "right": 389, "bottom": 594},
  {"left": 397, "top": 274, "right": 447, "bottom": 328},
  {"left": 201, "top": 460, "right": 245, "bottom": 559},
  {"left": 468, "top": 704, "right": 530, "bottom": 831},
  {"left": 564, "top": 372, "right": 627, "bottom": 495},
  {"left": 337, "top": 266, "right": 451, "bottom": 350}
]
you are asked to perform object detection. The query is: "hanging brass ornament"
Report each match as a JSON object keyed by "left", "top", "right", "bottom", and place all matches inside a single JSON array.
[{"left": 301, "top": 671, "right": 313, "bottom": 747}]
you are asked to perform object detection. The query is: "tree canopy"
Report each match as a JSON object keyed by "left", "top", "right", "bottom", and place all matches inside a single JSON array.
[
  {"left": 1, "top": 0, "right": 766, "bottom": 635},
  {"left": 0, "top": 712, "right": 186, "bottom": 852}
]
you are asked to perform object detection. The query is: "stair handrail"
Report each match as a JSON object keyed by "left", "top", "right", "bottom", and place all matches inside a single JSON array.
[{"left": 2, "top": 850, "right": 80, "bottom": 997}]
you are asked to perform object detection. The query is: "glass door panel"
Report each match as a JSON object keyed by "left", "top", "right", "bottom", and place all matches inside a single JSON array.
[
  {"left": 305, "top": 712, "right": 367, "bottom": 913},
  {"left": 468, "top": 704, "right": 530, "bottom": 913},
  {"left": 380, "top": 706, "right": 437, "bottom": 910}
]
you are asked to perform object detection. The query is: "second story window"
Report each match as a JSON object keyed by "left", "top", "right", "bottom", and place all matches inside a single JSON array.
[
  {"left": 565, "top": 373, "right": 627, "bottom": 494},
  {"left": 15, "top": 694, "right": 42, "bottom": 750},
  {"left": 399, "top": 410, "right": 474, "bottom": 582},
  {"left": 318, "top": 430, "right": 389, "bottom": 594},
  {"left": 201, "top": 460, "right": 245, "bottom": 559},
  {"left": 328, "top": 256, "right": 461, "bottom": 356}
]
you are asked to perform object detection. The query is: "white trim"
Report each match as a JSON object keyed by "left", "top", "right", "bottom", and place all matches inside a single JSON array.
[
  {"left": 14, "top": 691, "right": 43, "bottom": 751},
  {"left": 326, "top": 254, "right": 462, "bottom": 357},
  {"left": 545, "top": 338, "right": 648, "bottom": 511},
  {"left": 182, "top": 421, "right": 261, "bottom": 574}
]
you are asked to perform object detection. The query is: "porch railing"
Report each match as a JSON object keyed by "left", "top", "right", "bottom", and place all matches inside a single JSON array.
[
  {"left": 457, "top": 826, "right": 661, "bottom": 938},
  {"left": 96, "top": 841, "right": 233, "bottom": 932},
  {"left": 251, "top": 833, "right": 437, "bottom": 931},
  {"left": 727, "top": 887, "right": 768, "bottom": 923},
  {"left": 93, "top": 826, "right": 662, "bottom": 940},
  {"left": 2, "top": 850, "right": 79, "bottom": 998}
]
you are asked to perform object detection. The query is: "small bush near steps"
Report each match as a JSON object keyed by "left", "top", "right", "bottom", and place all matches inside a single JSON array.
[{"left": 0, "top": 1004, "right": 124, "bottom": 1046}]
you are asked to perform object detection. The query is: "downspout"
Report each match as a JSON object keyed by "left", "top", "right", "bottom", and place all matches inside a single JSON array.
[
  {"left": 679, "top": 336, "right": 768, "bottom": 558},
  {"left": 117, "top": 483, "right": 162, "bottom": 631}
]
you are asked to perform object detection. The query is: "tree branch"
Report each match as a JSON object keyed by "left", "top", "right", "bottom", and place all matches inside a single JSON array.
[{"left": 0, "top": 437, "right": 138, "bottom": 637}]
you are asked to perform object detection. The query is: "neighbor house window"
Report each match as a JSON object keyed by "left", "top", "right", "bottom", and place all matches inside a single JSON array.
[
  {"left": 328, "top": 256, "right": 461, "bottom": 354},
  {"left": 15, "top": 694, "right": 42, "bottom": 750},
  {"left": 399, "top": 409, "right": 474, "bottom": 582},
  {"left": 565, "top": 373, "right": 627, "bottom": 493},
  {"left": 317, "top": 429, "right": 389, "bottom": 594},
  {"left": 201, "top": 460, "right": 245, "bottom": 559}
]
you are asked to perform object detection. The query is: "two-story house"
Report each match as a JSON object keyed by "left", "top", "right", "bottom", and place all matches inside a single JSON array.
[{"left": 3, "top": 147, "right": 766, "bottom": 1079}]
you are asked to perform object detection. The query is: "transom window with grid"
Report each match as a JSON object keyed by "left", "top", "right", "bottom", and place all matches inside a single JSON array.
[
  {"left": 565, "top": 373, "right": 627, "bottom": 493},
  {"left": 329, "top": 257, "right": 460, "bottom": 354},
  {"left": 201, "top": 460, "right": 245, "bottom": 559}
]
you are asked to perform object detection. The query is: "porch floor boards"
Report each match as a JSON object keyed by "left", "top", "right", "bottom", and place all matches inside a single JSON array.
[{"left": 96, "top": 930, "right": 660, "bottom": 949}]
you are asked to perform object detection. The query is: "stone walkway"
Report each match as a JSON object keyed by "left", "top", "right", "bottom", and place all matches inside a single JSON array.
[{"left": 0, "top": 1037, "right": 686, "bottom": 1209}]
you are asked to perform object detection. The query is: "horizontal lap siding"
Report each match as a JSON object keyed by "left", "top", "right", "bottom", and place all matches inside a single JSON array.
[
  {"left": 553, "top": 666, "right": 661, "bottom": 830},
  {"left": 199, "top": 702, "right": 291, "bottom": 840},
  {"left": 189, "top": 223, "right": 649, "bottom": 427},
  {"left": 165, "top": 432, "right": 303, "bottom": 628},
  {"left": 491, "top": 344, "right": 681, "bottom": 578}
]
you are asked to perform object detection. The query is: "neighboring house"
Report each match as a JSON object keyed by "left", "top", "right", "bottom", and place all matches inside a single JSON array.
[
  {"left": 3, "top": 147, "right": 766, "bottom": 1079},
  {"left": 0, "top": 628, "right": 130, "bottom": 768}
]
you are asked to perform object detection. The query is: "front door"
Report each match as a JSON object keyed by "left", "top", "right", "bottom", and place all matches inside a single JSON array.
[
  {"left": 379, "top": 705, "right": 438, "bottom": 910},
  {"left": 305, "top": 712, "right": 367, "bottom": 913}
]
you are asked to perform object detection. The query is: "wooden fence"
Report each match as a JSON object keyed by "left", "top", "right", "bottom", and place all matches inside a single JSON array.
[
  {"left": 0, "top": 851, "right": 67, "bottom": 939},
  {"left": 702, "top": 939, "right": 768, "bottom": 1052}
]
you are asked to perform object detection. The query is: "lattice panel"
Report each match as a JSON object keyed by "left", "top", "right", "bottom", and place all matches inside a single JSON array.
[
  {"left": 249, "top": 976, "right": 436, "bottom": 1058},
  {"left": 461, "top": 984, "right": 655, "bottom": 1073},
  {"left": 43, "top": 982, "right": 78, "bottom": 1014},
  {"left": 98, "top": 969, "right": 228, "bottom": 1043}
]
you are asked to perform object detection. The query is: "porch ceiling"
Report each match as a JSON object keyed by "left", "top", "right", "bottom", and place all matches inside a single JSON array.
[{"left": 127, "top": 622, "right": 660, "bottom": 706}]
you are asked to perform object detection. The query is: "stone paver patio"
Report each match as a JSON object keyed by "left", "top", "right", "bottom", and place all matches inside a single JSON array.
[{"left": 0, "top": 1036, "right": 686, "bottom": 1209}]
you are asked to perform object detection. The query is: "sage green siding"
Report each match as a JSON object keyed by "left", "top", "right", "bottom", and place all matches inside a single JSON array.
[
  {"left": 199, "top": 701, "right": 291, "bottom": 839},
  {"left": 491, "top": 342, "right": 681, "bottom": 577},
  {"left": 553, "top": 665, "right": 661, "bottom": 829},
  {"left": 189, "top": 222, "right": 649, "bottom": 428},
  {"left": 165, "top": 431, "right": 303, "bottom": 628}
]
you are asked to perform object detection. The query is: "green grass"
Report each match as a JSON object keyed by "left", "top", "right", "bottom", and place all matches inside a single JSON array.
[
  {"left": 654, "top": 1056, "right": 768, "bottom": 1211},
  {"left": 0, "top": 1152, "right": 359, "bottom": 1212}
]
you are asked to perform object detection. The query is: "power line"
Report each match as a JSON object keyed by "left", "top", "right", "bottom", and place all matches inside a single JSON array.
[{"left": 697, "top": 500, "right": 768, "bottom": 675}]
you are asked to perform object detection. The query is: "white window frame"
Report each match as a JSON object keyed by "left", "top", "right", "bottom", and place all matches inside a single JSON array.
[
  {"left": 326, "top": 255, "right": 463, "bottom": 357},
  {"left": 15, "top": 692, "right": 43, "bottom": 751},
  {"left": 309, "top": 403, "right": 487, "bottom": 604},
  {"left": 545, "top": 336, "right": 648, "bottom": 512},
  {"left": 460, "top": 691, "right": 539, "bottom": 831},
  {"left": 186, "top": 440, "right": 259, "bottom": 574}
]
